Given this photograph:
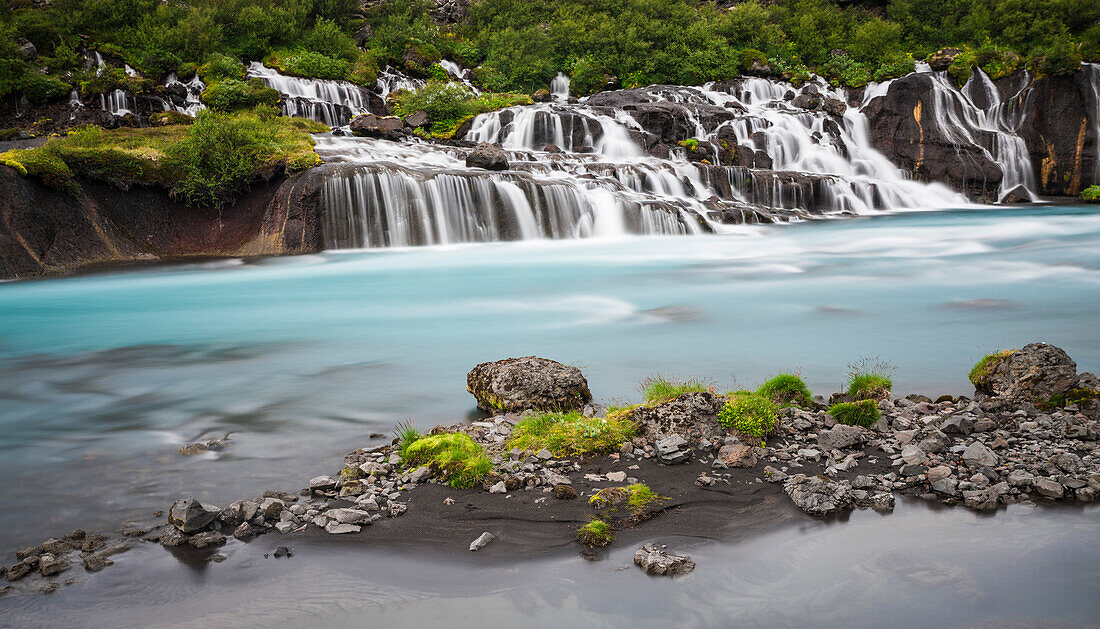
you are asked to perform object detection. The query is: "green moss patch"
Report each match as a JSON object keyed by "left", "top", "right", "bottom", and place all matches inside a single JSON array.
[
  {"left": 968, "top": 349, "right": 1014, "bottom": 392},
  {"left": 828, "top": 400, "right": 881, "bottom": 428},
  {"left": 1081, "top": 186, "right": 1100, "bottom": 203},
  {"left": 718, "top": 392, "right": 778, "bottom": 444},
  {"left": 508, "top": 410, "right": 636, "bottom": 457},
  {"left": 576, "top": 518, "right": 614, "bottom": 547},
  {"left": 400, "top": 432, "right": 492, "bottom": 489},
  {"left": 846, "top": 357, "right": 895, "bottom": 400}
]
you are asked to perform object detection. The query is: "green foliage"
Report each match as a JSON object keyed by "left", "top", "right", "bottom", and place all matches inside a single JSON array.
[
  {"left": 20, "top": 71, "right": 71, "bottom": 104},
  {"left": 1037, "top": 35, "right": 1083, "bottom": 76},
  {"left": 0, "top": 146, "right": 74, "bottom": 191},
  {"left": 390, "top": 80, "right": 531, "bottom": 136},
  {"left": 569, "top": 57, "right": 606, "bottom": 97},
  {"left": 678, "top": 139, "right": 699, "bottom": 151},
  {"left": 200, "top": 78, "right": 281, "bottom": 112},
  {"left": 576, "top": 518, "right": 613, "bottom": 547},
  {"left": 738, "top": 49, "right": 769, "bottom": 69},
  {"left": 149, "top": 111, "right": 194, "bottom": 126},
  {"left": 640, "top": 375, "right": 710, "bottom": 404},
  {"left": 393, "top": 420, "right": 422, "bottom": 459},
  {"left": 717, "top": 392, "right": 778, "bottom": 443},
  {"left": 1082, "top": 185, "right": 1100, "bottom": 203},
  {"left": 508, "top": 410, "right": 637, "bottom": 457},
  {"left": 827, "top": 400, "right": 881, "bottom": 428},
  {"left": 625, "top": 483, "right": 661, "bottom": 512},
  {"left": 198, "top": 53, "right": 246, "bottom": 82},
  {"left": 399, "top": 432, "right": 493, "bottom": 488},
  {"left": 846, "top": 357, "right": 895, "bottom": 400},
  {"left": 968, "top": 349, "right": 1014, "bottom": 391},
  {"left": 873, "top": 53, "right": 916, "bottom": 82},
  {"left": 822, "top": 53, "right": 871, "bottom": 88},
  {"left": 757, "top": 373, "right": 813, "bottom": 408}
]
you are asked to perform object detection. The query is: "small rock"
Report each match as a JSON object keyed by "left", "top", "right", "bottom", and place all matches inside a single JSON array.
[
  {"left": 717, "top": 444, "right": 757, "bottom": 468},
  {"left": 489, "top": 481, "right": 507, "bottom": 494},
  {"left": 606, "top": 471, "right": 628, "bottom": 482},
  {"left": 817, "top": 424, "right": 865, "bottom": 450},
  {"left": 324, "top": 522, "right": 361, "bottom": 534},
  {"left": 1033, "top": 477, "right": 1064, "bottom": 498},
  {"left": 168, "top": 498, "right": 220, "bottom": 533},
  {"left": 553, "top": 484, "right": 577, "bottom": 500},
  {"left": 469, "top": 532, "right": 496, "bottom": 551},
  {"left": 188, "top": 531, "right": 226, "bottom": 549},
  {"left": 926, "top": 465, "right": 953, "bottom": 483},
  {"left": 633, "top": 543, "right": 695, "bottom": 576},
  {"left": 274, "top": 546, "right": 293, "bottom": 558},
  {"left": 82, "top": 554, "right": 114, "bottom": 573},
  {"left": 961, "top": 442, "right": 998, "bottom": 468},
  {"left": 38, "top": 554, "right": 68, "bottom": 577},
  {"left": 159, "top": 526, "right": 189, "bottom": 547}
]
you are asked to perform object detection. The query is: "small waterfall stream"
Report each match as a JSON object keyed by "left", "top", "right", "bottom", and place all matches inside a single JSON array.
[{"left": 247, "top": 62, "right": 373, "bottom": 126}]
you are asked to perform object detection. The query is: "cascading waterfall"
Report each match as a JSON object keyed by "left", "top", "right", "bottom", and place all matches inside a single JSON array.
[
  {"left": 376, "top": 66, "right": 424, "bottom": 99},
  {"left": 164, "top": 72, "right": 205, "bottom": 117},
  {"left": 550, "top": 73, "right": 570, "bottom": 101},
  {"left": 1085, "top": 63, "right": 1100, "bottom": 182},
  {"left": 247, "top": 62, "right": 372, "bottom": 126},
  {"left": 100, "top": 89, "right": 133, "bottom": 116}
]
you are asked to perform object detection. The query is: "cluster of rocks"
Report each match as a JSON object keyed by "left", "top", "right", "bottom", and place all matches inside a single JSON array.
[{"left": 3, "top": 530, "right": 132, "bottom": 594}]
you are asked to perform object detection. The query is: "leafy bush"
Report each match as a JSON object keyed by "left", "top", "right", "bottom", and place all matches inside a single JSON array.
[
  {"left": 21, "top": 72, "right": 71, "bottom": 104},
  {"left": 1037, "top": 35, "right": 1083, "bottom": 76},
  {"left": 390, "top": 80, "right": 531, "bottom": 136},
  {"left": 873, "top": 53, "right": 916, "bottom": 81},
  {"left": 198, "top": 53, "right": 246, "bottom": 81},
  {"left": 827, "top": 400, "right": 881, "bottom": 428},
  {"left": 846, "top": 357, "right": 895, "bottom": 400},
  {"left": 717, "top": 392, "right": 778, "bottom": 443},
  {"left": 823, "top": 54, "right": 871, "bottom": 88},
  {"left": 274, "top": 50, "right": 350, "bottom": 81},
  {"left": 508, "top": 410, "right": 636, "bottom": 457},
  {"left": 399, "top": 432, "right": 492, "bottom": 488},
  {"left": 640, "top": 375, "right": 710, "bottom": 404},
  {"left": 968, "top": 349, "right": 1014, "bottom": 392},
  {"left": 974, "top": 43, "right": 1021, "bottom": 80},
  {"left": 738, "top": 48, "right": 769, "bottom": 69},
  {"left": 570, "top": 56, "right": 606, "bottom": 97},
  {"left": 200, "top": 78, "right": 281, "bottom": 112},
  {"left": 757, "top": 373, "right": 813, "bottom": 408},
  {"left": 1082, "top": 185, "right": 1100, "bottom": 203}
]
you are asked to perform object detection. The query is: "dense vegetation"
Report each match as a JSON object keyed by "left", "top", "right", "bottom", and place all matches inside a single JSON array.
[{"left": 3, "top": 0, "right": 1098, "bottom": 109}]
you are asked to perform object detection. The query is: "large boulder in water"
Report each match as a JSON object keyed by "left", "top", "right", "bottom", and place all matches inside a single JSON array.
[
  {"left": 168, "top": 497, "right": 220, "bottom": 533},
  {"left": 972, "top": 342, "right": 1078, "bottom": 402},
  {"left": 467, "top": 356, "right": 591, "bottom": 413},
  {"left": 465, "top": 142, "right": 508, "bottom": 170}
]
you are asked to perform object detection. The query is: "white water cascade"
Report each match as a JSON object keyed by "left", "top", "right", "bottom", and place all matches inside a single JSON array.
[
  {"left": 376, "top": 66, "right": 424, "bottom": 99},
  {"left": 550, "top": 73, "right": 570, "bottom": 101},
  {"left": 164, "top": 72, "right": 205, "bottom": 117},
  {"left": 1085, "top": 63, "right": 1100, "bottom": 182},
  {"left": 247, "top": 62, "right": 373, "bottom": 127}
]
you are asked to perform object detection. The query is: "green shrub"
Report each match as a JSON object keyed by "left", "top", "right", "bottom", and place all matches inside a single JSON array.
[
  {"left": 399, "top": 432, "right": 492, "bottom": 488},
  {"left": 570, "top": 56, "right": 606, "bottom": 96},
  {"left": 968, "top": 349, "right": 1014, "bottom": 392},
  {"left": 303, "top": 18, "right": 360, "bottom": 60},
  {"left": 640, "top": 375, "right": 709, "bottom": 404},
  {"left": 391, "top": 80, "right": 531, "bottom": 136},
  {"left": 21, "top": 72, "right": 72, "bottom": 105},
  {"left": 738, "top": 48, "right": 768, "bottom": 69},
  {"left": 846, "top": 357, "right": 895, "bottom": 400},
  {"left": 717, "top": 392, "right": 778, "bottom": 443},
  {"left": 1082, "top": 185, "right": 1100, "bottom": 203},
  {"left": 508, "top": 410, "right": 636, "bottom": 457},
  {"left": 1037, "top": 36, "right": 1082, "bottom": 76},
  {"left": 974, "top": 44, "right": 1021, "bottom": 80},
  {"left": 273, "top": 50, "right": 350, "bottom": 81},
  {"left": 823, "top": 54, "right": 871, "bottom": 88},
  {"left": 576, "top": 518, "right": 613, "bottom": 547},
  {"left": 198, "top": 53, "right": 246, "bottom": 82},
  {"left": 200, "top": 78, "right": 281, "bottom": 112},
  {"left": 757, "top": 373, "right": 813, "bottom": 408},
  {"left": 872, "top": 53, "right": 916, "bottom": 82},
  {"left": 678, "top": 139, "right": 699, "bottom": 151},
  {"left": 0, "top": 128, "right": 20, "bottom": 141},
  {"left": 827, "top": 400, "right": 881, "bottom": 428}
]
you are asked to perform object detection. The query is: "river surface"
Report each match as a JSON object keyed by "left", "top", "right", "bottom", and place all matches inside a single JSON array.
[
  {"left": 1, "top": 498, "right": 1098, "bottom": 628},
  {"left": 0, "top": 204, "right": 1098, "bottom": 557}
]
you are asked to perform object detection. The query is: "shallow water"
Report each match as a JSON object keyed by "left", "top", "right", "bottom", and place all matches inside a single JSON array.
[
  {"left": 2, "top": 499, "right": 1098, "bottom": 628},
  {"left": 0, "top": 205, "right": 1098, "bottom": 552}
]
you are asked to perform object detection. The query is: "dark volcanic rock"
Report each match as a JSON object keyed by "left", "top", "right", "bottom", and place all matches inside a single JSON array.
[
  {"left": 466, "top": 356, "right": 592, "bottom": 413},
  {"left": 791, "top": 92, "right": 823, "bottom": 110},
  {"left": 927, "top": 48, "right": 962, "bottom": 71},
  {"left": 974, "top": 342, "right": 1078, "bottom": 402},
  {"left": 349, "top": 113, "right": 405, "bottom": 139},
  {"left": 168, "top": 498, "right": 220, "bottom": 533},
  {"left": 630, "top": 391, "right": 725, "bottom": 442},
  {"left": 1000, "top": 184, "right": 1031, "bottom": 204},
  {"left": 465, "top": 142, "right": 509, "bottom": 171},
  {"left": 1017, "top": 70, "right": 1100, "bottom": 197},
  {"left": 822, "top": 98, "right": 847, "bottom": 117}
]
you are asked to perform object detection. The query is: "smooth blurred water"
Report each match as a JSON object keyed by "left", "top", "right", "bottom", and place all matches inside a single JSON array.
[{"left": 0, "top": 205, "right": 1098, "bottom": 551}]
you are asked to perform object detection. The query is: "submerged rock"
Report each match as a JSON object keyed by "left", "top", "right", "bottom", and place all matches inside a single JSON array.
[
  {"left": 466, "top": 356, "right": 592, "bottom": 413},
  {"left": 633, "top": 543, "right": 695, "bottom": 576}
]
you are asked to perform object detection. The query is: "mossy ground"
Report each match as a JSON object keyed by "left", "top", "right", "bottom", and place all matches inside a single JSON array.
[
  {"left": 968, "top": 349, "right": 1015, "bottom": 391},
  {"left": 828, "top": 400, "right": 881, "bottom": 427},
  {"left": 399, "top": 432, "right": 492, "bottom": 489},
  {"left": 576, "top": 518, "right": 614, "bottom": 547},
  {"left": 718, "top": 392, "right": 779, "bottom": 444},
  {"left": 508, "top": 410, "right": 636, "bottom": 457}
]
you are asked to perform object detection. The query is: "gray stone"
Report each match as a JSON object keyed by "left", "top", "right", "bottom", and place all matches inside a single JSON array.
[
  {"left": 489, "top": 481, "right": 507, "bottom": 494},
  {"left": 717, "top": 444, "right": 757, "bottom": 468},
  {"left": 465, "top": 142, "right": 509, "bottom": 170},
  {"left": 324, "top": 522, "right": 361, "bottom": 534},
  {"left": 469, "top": 532, "right": 496, "bottom": 551},
  {"left": 1052, "top": 452, "right": 1083, "bottom": 473},
  {"left": 932, "top": 478, "right": 960, "bottom": 497},
  {"left": 327, "top": 508, "right": 372, "bottom": 525},
  {"left": 188, "top": 531, "right": 226, "bottom": 549},
  {"left": 82, "top": 554, "right": 113, "bottom": 573},
  {"left": 1006, "top": 469, "right": 1034, "bottom": 488},
  {"left": 633, "top": 543, "right": 695, "bottom": 576},
  {"left": 233, "top": 522, "right": 259, "bottom": 540},
  {"left": 1033, "top": 477, "right": 1064, "bottom": 498},
  {"left": 926, "top": 465, "right": 953, "bottom": 483},
  {"left": 784, "top": 474, "right": 852, "bottom": 516},
  {"left": 961, "top": 442, "right": 998, "bottom": 468},
  {"left": 159, "top": 526, "right": 188, "bottom": 547},
  {"left": 535, "top": 449, "right": 553, "bottom": 460},
  {"left": 901, "top": 445, "right": 927, "bottom": 465},
  {"left": 973, "top": 343, "right": 1077, "bottom": 402},
  {"left": 408, "top": 466, "right": 432, "bottom": 483},
  {"left": 628, "top": 391, "right": 725, "bottom": 442},
  {"left": 606, "top": 471, "right": 627, "bottom": 482},
  {"left": 942, "top": 415, "right": 975, "bottom": 435},
  {"left": 817, "top": 424, "right": 866, "bottom": 450},
  {"left": 168, "top": 498, "right": 220, "bottom": 533},
  {"left": 309, "top": 475, "right": 337, "bottom": 491}
]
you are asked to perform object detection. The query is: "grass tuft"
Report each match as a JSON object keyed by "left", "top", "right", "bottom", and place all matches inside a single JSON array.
[
  {"left": 576, "top": 518, "right": 614, "bottom": 547},
  {"left": 968, "top": 349, "right": 1014, "bottom": 392},
  {"left": 846, "top": 357, "right": 895, "bottom": 400},
  {"left": 400, "top": 432, "right": 492, "bottom": 489},
  {"left": 757, "top": 373, "right": 813, "bottom": 408},
  {"left": 717, "top": 392, "right": 778, "bottom": 444},
  {"left": 393, "top": 420, "right": 422, "bottom": 459},
  {"left": 828, "top": 400, "right": 881, "bottom": 427},
  {"left": 640, "top": 375, "right": 712, "bottom": 405},
  {"left": 508, "top": 411, "right": 636, "bottom": 457}
]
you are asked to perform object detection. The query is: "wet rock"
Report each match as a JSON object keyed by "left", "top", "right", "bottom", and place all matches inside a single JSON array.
[
  {"left": 822, "top": 98, "right": 847, "bottom": 117},
  {"left": 1006, "top": 469, "right": 1034, "bottom": 488},
  {"left": 973, "top": 343, "right": 1077, "bottom": 402},
  {"left": 630, "top": 392, "right": 725, "bottom": 442},
  {"left": 818, "top": 424, "right": 866, "bottom": 451},
  {"left": 16, "top": 546, "right": 42, "bottom": 561},
  {"left": 233, "top": 522, "right": 259, "bottom": 540},
  {"left": 82, "top": 554, "right": 114, "bottom": 573},
  {"left": 466, "top": 356, "right": 591, "bottom": 413},
  {"left": 6, "top": 561, "right": 32, "bottom": 581},
  {"left": 717, "top": 444, "right": 757, "bottom": 468},
  {"left": 188, "top": 531, "right": 226, "bottom": 549},
  {"left": 633, "top": 543, "right": 695, "bottom": 576},
  {"left": 784, "top": 475, "right": 852, "bottom": 516},
  {"left": 40, "top": 539, "right": 72, "bottom": 555},
  {"left": 178, "top": 435, "right": 229, "bottom": 455},
  {"left": 38, "top": 554, "right": 68, "bottom": 577},
  {"left": 465, "top": 142, "right": 509, "bottom": 171},
  {"left": 349, "top": 113, "right": 404, "bottom": 139},
  {"left": 655, "top": 434, "right": 692, "bottom": 465},
  {"left": 926, "top": 465, "right": 953, "bottom": 483},
  {"left": 309, "top": 475, "right": 338, "bottom": 492},
  {"left": 324, "top": 522, "right": 361, "bottom": 534},
  {"left": 469, "top": 532, "right": 496, "bottom": 551},
  {"left": 1000, "top": 185, "right": 1031, "bottom": 204},
  {"left": 327, "top": 508, "right": 372, "bottom": 525},
  {"left": 553, "top": 484, "right": 577, "bottom": 499},
  {"left": 168, "top": 498, "right": 220, "bottom": 533},
  {"left": 791, "top": 92, "right": 822, "bottom": 110},
  {"left": 1033, "top": 477, "right": 1064, "bottom": 498}
]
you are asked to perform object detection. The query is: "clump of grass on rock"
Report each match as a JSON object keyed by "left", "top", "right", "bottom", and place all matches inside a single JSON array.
[
  {"left": 399, "top": 432, "right": 492, "bottom": 489},
  {"left": 508, "top": 410, "right": 636, "bottom": 457},
  {"left": 576, "top": 518, "right": 614, "bottom": 548},
  {"left": 717, "top": 392, "right": 778, "bottom": 444},
  {"left": 640, "top": 375, "right": 711, "bottom": 405},
  {"left": 968, "top": 349, "right": 1014, "bottom": 393},
  {"left": 846, "top": 357, "right": 895, "bottom": 400},
  {"left": 828, "top": 400, "right": 881, "bottom": 428},
  {"left": 757, "top": 373, "right": 813, "bottom": 408}
]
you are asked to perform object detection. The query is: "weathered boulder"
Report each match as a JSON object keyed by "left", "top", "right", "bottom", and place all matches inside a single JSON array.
[
  {"left": 927, "top": 48, "right": 961, "bottom": 71},
  {"left": 791, "top": 92, "right": 822, "bottom": 111},
  {"left": 961, "top": 442, "right": 998, "bottom": 468},
  {"left": 466, "top": 356, "right": 591, "bottom": 413},
  {"left": 817, "top": 424, "right": 866, "bottom": 451},
  {"left": 717, "top": 443, "right": 757, "bottom": 468},
  {"left": 631, "top": 391, "right": 725, "bottom": 442},
  {"left": 349, "top": 113, "right": 405, "bottom": 139},
  {"left": 784, "top": 474, "right": 852, "bottom": 516},
  {"left": 633, "top": 543, "right": 695, "bottom": 576},
  {"left": 655, "top": 434, "right": 693, "bottom": 465},
  {"left": 403, "top": 110, "right": 429, "bottom": 128},
  {"left": 168, "top": 498, "right": 220, "bottom": 533},
  {"left": 188, "top": 531, "right": 226, "bottom": 549},
  {"left": 469, "top": 531, "right": 495, "bottom": 551},
  {"left": 1000, "top": 185, "right": 1031, "bottom": 204},
  {"left": 822, "top": 98, "right": 847, "bottom": 117},
  {"left": 465, "top": 142, "right": 509, "bottom": 170},
  {"left": 973, "top": 343, "right": 1078, "bottom": 402}
]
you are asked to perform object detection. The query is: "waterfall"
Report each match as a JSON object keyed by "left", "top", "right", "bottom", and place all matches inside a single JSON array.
[
  {"left": 164, "top": 72, "right": 205, "bottom": 117},
  {"left": 100, "top": 89, "right": 133, "bottom": 116},
  {"left": 376, "top": 66, "right": 424, "bottom": 99},
  {"left": 1085, "top": 63, "right": 1100, "bottom": 183},
  {"left": 551, "top": 73, "right": 570, "bottom": 101},
  {"left": 247, "top": 62, "right": 372, "bottom": 126}
]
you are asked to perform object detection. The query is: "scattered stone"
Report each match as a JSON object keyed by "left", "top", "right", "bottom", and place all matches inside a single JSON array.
[
  {"left": 168, "top": 498, "right": 220, "bottom": 533},
  {"left": 159, "top": 526, "right": 188, "bottom": 547},
  {"left": 324, "top": 522, "right": 361, "bottom": 535},
  {"left": 82, "top": 554, "right": 114, "bottom": 573},
  {"left": 489, "top": 481, "right": 507, "bottom": 494},
  {"left": 655, "top": 434, "right": 692, "bottom": 464},
  {"left": 188, "top": 531, "right": 226, "bottom": 549},
  {"left": 717, "top": 444, "right": 757, "bottom": 468},
  {"left": 817, "top": 424, "right": 866, "bottom": 450},
  {"left": 633, "top": 543, "right": 695, "bottom": 576},
  {"left": 1033, "top": 477, "right": 1065, "bottom": 499},
  {"left": 926, "top": 466, "right": 953, "bottom": 483},
  {"left": 327, "top": 508, "right": 372, "bottom": 525},
  {"left": 274, "top": 546, "right": 293, "bottom": 558},
  {"left": 469, "top": 532, "right": 496, "bottom": 551},
  {"left": 553, "top": 484, "right": 577, "bottom": 499},
  {"left": 606, "top": 471, "right": 628, "bottom": 482}
]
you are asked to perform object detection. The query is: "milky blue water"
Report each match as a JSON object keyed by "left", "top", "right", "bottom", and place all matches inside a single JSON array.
[{"left": 0, "top": 205, "right": 1098, "bottom": 550}]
